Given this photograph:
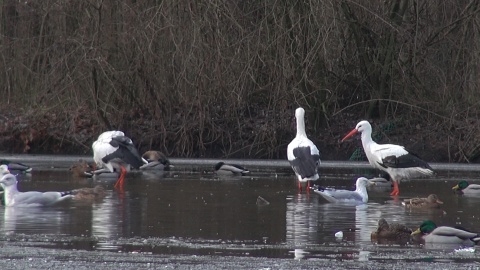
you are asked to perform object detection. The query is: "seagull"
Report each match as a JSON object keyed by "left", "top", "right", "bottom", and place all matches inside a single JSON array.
[
  {"left": 287, "top": 107, "right": 321, "bottom": 191},
  {"left": 0, "top": 164, "right": 10, "bottom": 176},
  {"left": 341, "top": 120, "right": 434, "bottom": 196},
  {"left": 214, "top": 162, "right": 249, "bottom": 175},
  {"left": 140, "top": 150, "right": 173, "bottom": 171},
  {"left": 91, "top": 130, "right": 147, "bottom": 189},
  {"left": 0, "top": 173, "right": 73, "bottom": 207},
  {"left": 311, "top": 177, "right": 373, "bottom": 204}
]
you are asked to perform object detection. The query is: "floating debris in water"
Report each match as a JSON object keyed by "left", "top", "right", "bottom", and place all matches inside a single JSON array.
[
  {"left": 256, "top": 196, "right": 270, "bottom": 206},
  {"left": 335, "top": 231, "right": 343, "bottom": 238}
]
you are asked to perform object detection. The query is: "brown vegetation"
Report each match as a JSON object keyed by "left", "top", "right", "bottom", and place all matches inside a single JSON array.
[{"left": 0, "top": 1, "right": 479, "bottom": 162}]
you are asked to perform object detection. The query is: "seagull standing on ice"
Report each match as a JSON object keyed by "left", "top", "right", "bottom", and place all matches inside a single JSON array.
[
  {"left": 91, "top": 130, "right": 147, "bottom": 189},
  {"left": 341, "top": 120, "right": 434, "bottom": 196},
  {"left": 287, "top": 107, "right": 321, "bottom": 191}
]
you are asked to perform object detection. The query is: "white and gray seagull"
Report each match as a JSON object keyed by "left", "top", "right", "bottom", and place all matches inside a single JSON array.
[
  {"left": 311, "top": 177, "right": 374, "bottom": 204},
  {"left": 0, "top": 173, "right": 73, "bottom": 207}
]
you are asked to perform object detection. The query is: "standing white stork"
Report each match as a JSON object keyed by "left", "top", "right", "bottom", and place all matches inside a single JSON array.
[
  {"left": 287, "top": 107, "right": 321, "bottom": 191},
  {"left": 92, "top": 131, "right": 147, "bottom": 189},
  {"left": 341, "top": 120, "right": 434, "bottom": 196}
]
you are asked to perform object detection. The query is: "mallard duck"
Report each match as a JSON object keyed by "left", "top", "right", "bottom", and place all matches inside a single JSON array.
[
  {"left": 214, "top": 162, "right": 249, "bottom": 175},
  {"left": 287, "top": 107, "right": 321, "bottom": 191},
  {"left": 452, "top": 180, "right": 480, "bottom": 195},
  {"left": 341, "top": 120, "right": 434, "bottom": 196},
  {"left": 140, "top": 150, "right": 172, "bottom": 171},
  {"left": 402, "top": 194, "right": 443, "bottom": 209},
  {"left": 69, "top": 159, "right": 96, "bottom": 177},
  {"left": 311, "top": 177, "right": 373, "bottom": 203},
  {"left": 411, "top": 220, "right": 480, "bottom": 245},
  {"left": 91, "top": 131, "right": 147, "bottom": 189},
  {"left": 0, "top": 173, "right": 73, "bottom": 207},
  {"left": 371, "top": 218, "right": 412, "bottom": 242},
  {"left": 0, "top": 159, "right": 32, "bottom": 174}
]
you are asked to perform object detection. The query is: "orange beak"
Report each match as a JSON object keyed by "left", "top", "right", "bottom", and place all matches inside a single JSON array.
[{"left": 341, "top": 128, "right": 358, "bottom": 142}]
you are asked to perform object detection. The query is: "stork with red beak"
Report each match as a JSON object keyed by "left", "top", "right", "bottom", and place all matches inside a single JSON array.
[{"left": 341, "top": 120, "right": 433, "bottom": 196}]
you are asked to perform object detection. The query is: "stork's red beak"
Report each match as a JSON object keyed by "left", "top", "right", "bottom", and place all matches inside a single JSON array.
[{"left": 341, "top": 129, "right": 358, "bottom": 142}]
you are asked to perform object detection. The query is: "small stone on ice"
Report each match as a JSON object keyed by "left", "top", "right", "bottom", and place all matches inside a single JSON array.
[{"left": 335, "top": 231, "right": 343, "bottom": 238}]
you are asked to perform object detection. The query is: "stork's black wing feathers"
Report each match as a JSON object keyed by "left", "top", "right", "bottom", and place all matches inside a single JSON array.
[
  {"left": 381, "top": 152, "right": 432, "bottom": 170},
  {"left": 102, "top": 136, "right": 144, "bottom": 169},
  {"left": 289, "top": 147, "right": 320, "bottom": 179}
]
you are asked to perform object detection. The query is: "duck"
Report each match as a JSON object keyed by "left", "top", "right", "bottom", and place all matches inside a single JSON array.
[
  {"left": 214, "top": 162, "right": 249, "bottom": 175},
  {"left": 91, "top": 130, "right": 147, "bottom": 189},
  {"left": 0, "top": 173, "right": 73, "bottom": 207},
  {"left": 452, "top": 180, "right": 480, "bottom": 195},
  {"left": 70, "top": 185, "right": 106, "bottom": 202},
  {"left": 140, "top": 150, "right": 173, "bottom": 171},
  {"left": 311, "top": 177, "right": 373, "bottom": 203},
  {"left": 341, "top": 120, "right": 434, "bottom": 196},
  {"left": 0, "top": 159, "right": 32, "bottom": 174},
  {"left": 69, "top": 159, "right": 96, "bottom": 177},
  {"left": 370, "top": 218, "right": 412, "bottom": 242},
  {"left": 287, "top": 107, "right": 321, "bottom": 191},
  {"left": 411, "top": 220, "right": 480, "bottom": 246},
  {"left": 402, "top": 194, "right": 443, "bottom": 209}
]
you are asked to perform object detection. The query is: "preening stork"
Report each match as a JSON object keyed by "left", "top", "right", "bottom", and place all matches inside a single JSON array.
[{"left": 92, "top": 131, "right": 147, "bottom": 189}]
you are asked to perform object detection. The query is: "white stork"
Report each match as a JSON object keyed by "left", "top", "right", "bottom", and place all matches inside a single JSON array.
[
  {"left": 287, "top": 107, "right": 321, "bottom": 191},
  {"left": 92, "top": 130, "right": 147, "bottom": 189},
  {"left": 341, "top": 120, "right": 434, "bottom": 196}
]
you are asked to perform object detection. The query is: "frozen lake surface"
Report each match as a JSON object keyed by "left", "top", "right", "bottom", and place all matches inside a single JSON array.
[{"left": 0, "top": 155, "right": 480, "bottom": 269}]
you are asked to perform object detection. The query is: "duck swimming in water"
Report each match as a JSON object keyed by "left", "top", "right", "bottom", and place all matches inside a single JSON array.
[
  {"left": 402, "top": 194, "right": 443, "bottom": 209},
  {"left": 411, "top": 220, "right": 480, "bottom": 246},
  {"left": 214, "top": 162, "right": 249, "bottom": 175}
]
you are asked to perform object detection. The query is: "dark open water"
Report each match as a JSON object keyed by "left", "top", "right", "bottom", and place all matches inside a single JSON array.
[{"left": 1, "top": 155, "right": 480, "bottom": 268}]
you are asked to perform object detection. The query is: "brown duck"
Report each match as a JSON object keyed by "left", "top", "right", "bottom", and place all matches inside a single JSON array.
[
  {"left": 371, "top": 218, "right": 412, "bottom": 243},
  {"left": 69, "top": 159, "right": 95, "bottom": 177},
  {"left": 71, "top": 185, "right": 106, "bottom": 202},
  {"left": 402, "top": 194, "right": 443, "bottom": 209}
]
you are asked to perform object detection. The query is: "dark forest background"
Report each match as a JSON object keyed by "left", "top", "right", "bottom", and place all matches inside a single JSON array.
[{"left": 0, "top": 0, "right": 479, "bottom": 162}]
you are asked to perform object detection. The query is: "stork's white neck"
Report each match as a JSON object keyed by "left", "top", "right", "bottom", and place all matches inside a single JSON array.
[
  {"left": 360, "top": 127, "right": 376, "bottom": 151},
  {"left": 296, "top": 115, "right": 307, "bottom": 138}
]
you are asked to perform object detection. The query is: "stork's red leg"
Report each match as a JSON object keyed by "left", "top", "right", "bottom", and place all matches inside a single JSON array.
[
  {"left": 390, "top": 181, "right": 400, "bottom": 196},
  {"left": 298, "top": 181, "right": 302, "bottom": 191},
  {"left": 114, "top": 166, "right": 127, "bottom": 189}
]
